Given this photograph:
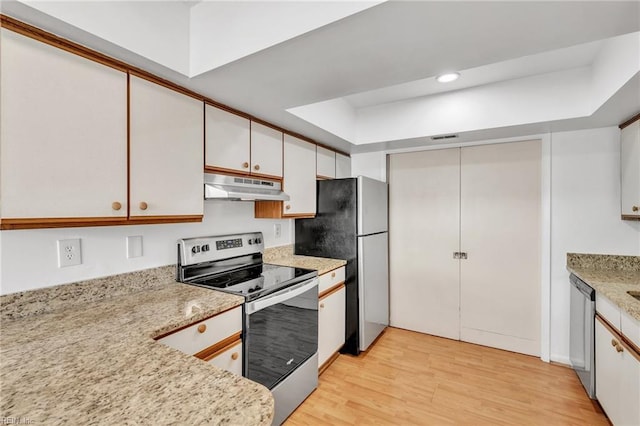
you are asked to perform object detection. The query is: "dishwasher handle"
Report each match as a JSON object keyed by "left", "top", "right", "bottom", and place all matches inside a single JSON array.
[{"left": 570, "top": 274, "right": 595, "bottom": 301}]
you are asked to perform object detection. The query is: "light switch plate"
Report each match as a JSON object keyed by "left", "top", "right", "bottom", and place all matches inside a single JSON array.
[
  {"left": 57, "top": 238, "right": 82, "bottom": 267},
  {"left": 127, "top": 236, "right": 143, "bottom": 258},
  {"left": 274, "top": 223, "right": 282, "bottom": 238}
]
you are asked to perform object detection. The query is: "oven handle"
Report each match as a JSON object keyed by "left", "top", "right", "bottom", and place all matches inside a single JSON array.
[{"left": 245, "top": 277, "right": 318, "bottom": 314}]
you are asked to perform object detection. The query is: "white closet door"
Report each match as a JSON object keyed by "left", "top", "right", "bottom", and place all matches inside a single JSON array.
[
  {"left": 459, "top": 140, "right": 541, "bottom": 356},
  {"left": 388, "top": 149, "right": 461, "bottom": 340}
]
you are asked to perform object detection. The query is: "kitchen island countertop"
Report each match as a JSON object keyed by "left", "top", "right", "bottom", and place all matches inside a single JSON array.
[{"left": 0, "top": 267, "right": 274, "bottom": 425}]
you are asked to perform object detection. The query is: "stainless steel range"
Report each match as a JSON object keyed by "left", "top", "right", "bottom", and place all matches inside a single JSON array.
[{"left": 177, "top": 232, "right": 318, "bottom": 425}]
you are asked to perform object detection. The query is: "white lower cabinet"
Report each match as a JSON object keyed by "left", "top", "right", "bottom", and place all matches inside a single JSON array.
[
  {"left": 318, "top": 284, "right": 346, "bottom": 370},
  {"left": 157, "top": 306, "right": 243, "bottom": 376},
  {"left": 595, "top": 316, "right": 640, "bottom": 426},
  {"left": 205, "top": 340, "right": 243, "bottom": 377}
]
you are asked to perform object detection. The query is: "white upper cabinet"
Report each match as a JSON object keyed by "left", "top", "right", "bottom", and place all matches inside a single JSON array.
[
  {"left": 316, "top": 146, "right": 336, "bottom": 179},
  {"left": 251, "top": 122, "right": 283, "bottom": 178},
  {"left": 336, "top": 153, "right": 352, "bottom": 178},
  {"left": 205, "top": 105, "right": 283, "bottom": 179},
  {"left": 0, "top": 28, "right": 128, "bottom": 221},
  {"left": 205, "top": 105, "right": 251, "bottom": 174},
  {"left": 621, "top": 117, "right": 640, "bottom": 219},
  {"left": 129, "top": 75, "right": 204, "bottom": 218},
  {"left": 283, "top": 135, "right": 317, "bottom": 216}
]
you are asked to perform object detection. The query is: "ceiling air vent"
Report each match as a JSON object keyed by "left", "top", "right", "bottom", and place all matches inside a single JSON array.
[{"left": 431, "top": 134, "right": 458, "bottom": 141}]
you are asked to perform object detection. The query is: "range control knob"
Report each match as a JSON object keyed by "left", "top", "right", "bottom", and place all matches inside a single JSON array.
[
  {"left": 202, "top": 244, "right": 210, "bottom": 252},
  {"left": 191, "top": 246, "right": 201, "bottom": 254},
  {"left": 255, "top": 238, "right": 262, "bottom": 244},
  {"left": 248, "top": 239, "right": 253, "bottom": 245}
]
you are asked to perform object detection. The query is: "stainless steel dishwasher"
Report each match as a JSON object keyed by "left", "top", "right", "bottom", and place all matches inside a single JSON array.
[{"left": 569, "top": 273, "right": 596, "bottom": 399}]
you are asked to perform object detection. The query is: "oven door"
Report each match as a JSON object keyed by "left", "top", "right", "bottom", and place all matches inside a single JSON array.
[{"left": 244, "top": 278, "right": 319, "bottom": 390}]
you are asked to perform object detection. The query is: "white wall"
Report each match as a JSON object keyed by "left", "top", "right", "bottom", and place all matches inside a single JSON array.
[
  {"left": 550, "top": 126, "right": 640, "bottom": 363},
  {"left": 352, "top": 125, "right": 640, "bottom": 363},
  {"left": 0, "top": 201, "right": 293, "bottom": 295}
]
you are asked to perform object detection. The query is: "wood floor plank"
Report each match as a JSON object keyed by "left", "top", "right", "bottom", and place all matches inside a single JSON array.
[{"left": 285, "top": 328, "right": 609, "bottom": 425}]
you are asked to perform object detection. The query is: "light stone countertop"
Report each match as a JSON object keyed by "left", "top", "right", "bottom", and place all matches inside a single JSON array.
[
  {"left": 264, "top": 245, "right": 346, "bottom": 275},
  {"left": 567, "top": 253, "right": 640, "bottom": 321},
  {"left": 0, "top": 268, "right": 274, "bottom": 425}
]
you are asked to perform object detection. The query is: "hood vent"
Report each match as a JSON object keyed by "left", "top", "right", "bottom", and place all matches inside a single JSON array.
[
  {"left": 431, "top": 134, "right": 458, "bottom": 141},
  {"left": 204, "top": 173, "right": 290, "bottom": 201}
]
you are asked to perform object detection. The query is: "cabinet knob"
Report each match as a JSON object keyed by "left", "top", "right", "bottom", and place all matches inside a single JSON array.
[
  {"left": 633, "top": 206, "right": 639, "bottom": 212},
  {"left": 611, "top": 339, "right": 618, "bottom": 347},
  {"left": 231, "top": 352, "right": 239, "bottom": 360},
  {"left": 615, "top": 344, "right": 624, "bottom": 353},
  {"left": 254, "top": 164, "right": 260, "bottom": 171},
  {"left": 320, "top": 303, "right": 325, "bottom": 308},
  {"left": 286, "top": 205, "right": 291, "bottom": 210},
  {"left": 139, "top": 202, "right": 148, "bottom": 211},
  {"left": 242, "top": 162, "right": 249, "bottom": 169},
  {"left": 331, "top": 272, "right": 336, "bottom": 278},
  {"left": 112, "top": 201, "right": 122, "bottom": 211},
  {"left": 197, "top": 324, "right": 206, "bottom": 334}
]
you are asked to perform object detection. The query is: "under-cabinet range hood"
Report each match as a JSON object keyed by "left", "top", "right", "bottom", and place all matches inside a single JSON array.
[{"left": 204, "top": 173, "right": 290, "bottom": 201}]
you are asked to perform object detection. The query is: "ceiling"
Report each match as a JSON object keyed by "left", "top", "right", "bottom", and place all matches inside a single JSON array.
[{"left": 2, "top": 1, "right": 639, "bottom": 154}]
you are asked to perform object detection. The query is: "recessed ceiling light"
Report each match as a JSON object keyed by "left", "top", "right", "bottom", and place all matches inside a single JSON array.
[{"left": 436, "top": 72, "right": 460, "bottom": 83}]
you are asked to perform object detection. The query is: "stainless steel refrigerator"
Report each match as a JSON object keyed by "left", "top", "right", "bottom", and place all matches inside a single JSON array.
[{"left": 295, "top": 176, "right": 389, "bottom": 354}]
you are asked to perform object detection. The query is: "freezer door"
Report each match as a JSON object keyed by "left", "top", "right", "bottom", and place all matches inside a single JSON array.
[
  {"left": 357, "top": 232, "right": 389, "bottom": 351},
  {"left": 357, "top": 176, "right": 388, "bottom": 235}
]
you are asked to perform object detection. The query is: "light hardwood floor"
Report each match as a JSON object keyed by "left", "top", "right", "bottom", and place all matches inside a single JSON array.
[{"left": 286, "top": 327, "right": 609, "bottom": 425}]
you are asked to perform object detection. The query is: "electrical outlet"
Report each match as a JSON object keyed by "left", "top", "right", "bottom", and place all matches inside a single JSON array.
[
  {"left": 57, "top": 238, "right": 82, "bottom": 268},
  {"left": 126, "top": 236, "right": 143, "bottom": 259},
  {"left": 274, "top": 223, "right": 282, "bottom": 238}
]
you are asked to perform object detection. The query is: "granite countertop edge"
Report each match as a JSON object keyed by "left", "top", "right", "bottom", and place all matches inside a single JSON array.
[{"left": 567, "top": 265, "right": 640, "bottom": 322}]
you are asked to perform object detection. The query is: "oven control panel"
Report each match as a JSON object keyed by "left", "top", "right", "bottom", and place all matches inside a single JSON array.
[{"left": 178, "top": 232, "right": 264, "bottom": 266}]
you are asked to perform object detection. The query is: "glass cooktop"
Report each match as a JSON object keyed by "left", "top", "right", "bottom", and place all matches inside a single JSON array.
[{"left": 188, "top": 263, "right": 317, "bottom": 301}]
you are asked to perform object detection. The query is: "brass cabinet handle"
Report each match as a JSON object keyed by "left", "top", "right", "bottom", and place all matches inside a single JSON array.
[
  {"left": 197, "top": 324, "right": 206, "bottom": 334},
  {"left": 331, "top": 272, "right": 336, "bottom": 278},
  {"left": 286, "top": 205, "right": 291, "bottom": 210},
  {"left": 242, "top": 162, "right": 249, "bottom": 169},
  {"left": 139, "top": 202, "right": 148, "bottom": 211},
  {"left": 231, "top": 352, "right": 239, "bottom": 360},
  {"left": 615, "top": 344, "right": 624, "bottom": 353},
  {"left": 112, "top": 201, "right": 122, "bottom": 211},
  {"left": 633, "top": 206, "right": 639, "bottom": 212},
  {"left": 254, "top": 164, "right": 260, "bottom": 171},
  {"left": 611, "top": 339, "right": 618, "bottom": 347},
  {"left": 320, "top": 303, "right": 325, "bottom": 308}
]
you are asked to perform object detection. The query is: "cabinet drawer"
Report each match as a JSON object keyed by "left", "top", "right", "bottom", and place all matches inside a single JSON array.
[
  {"left": 621, "top": 311, "right": 640, "bottom": 349},
  {"left": 319, "top": 266, "right": 345, "bottom": 295},
  {"left": 205, "top": 339, "right": 243, "bottom": 377},
  {"left": 596, "top": 294, "right": 621, "bottom": 330},
  {"left": 157, "top": 306, "right": 242, "bottom": 355}
]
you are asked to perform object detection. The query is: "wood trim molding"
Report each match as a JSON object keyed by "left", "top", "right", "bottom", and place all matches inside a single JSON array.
[
  {"left": 152, "top": 304, "right": 241, "bottom": 340},
  {"left": 320, "top": 282, "right": 346, "bottom": 300},
  {"left": 0, "top": 217, "right": 127, "bottom": 230},
  {"left": 319, "top": 351, "right": 340, "bottom": 375},
  {"left": 621, "top": 214, "right": 640, "bottom": 221},
  {"left": 316, "top": 175, "right": 334, "bottom": 180},
  {"left": 596, "top": 314, "right": 640, "bottom": 362},
  {"left": 204, "top": 166, "right": 283, "bottom": 182},
  {"left": 0, "top": 215, "right": 203, "bottom": 230},
  {"left": 194, "top": 332, "right": 242, "bottom": 361},
  {"left": 619, "top": 112, "right": 640, "bottom": 130}
]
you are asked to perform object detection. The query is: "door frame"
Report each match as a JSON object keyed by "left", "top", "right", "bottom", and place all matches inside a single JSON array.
[{"left": 383, "top": 133, "right": 552, "bottom": 362}]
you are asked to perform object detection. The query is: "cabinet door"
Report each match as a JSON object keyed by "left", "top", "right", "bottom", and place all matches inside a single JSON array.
[
  {"left": 316, "top": 146, "right": 336, "bottom": 179},
  {"left": 205, "top": 105, "right": 250, "bottom": 174},
  {"left": 129, "top": 76, "right": 204, "bottom": 218},
  {"left": 206, "top": 340, "right": 243, "bottom": 377},
  {"left": 283, "top": 135, "right": 317, "bottom": 216},
  {"left": 336, "top": 153, "right": 352, "bottom": 178},
  {"left": 596, "top": 318, "right": 622, "bottom": 425},
  {"left": 459, "top": 140, "right": 541, "bottom": 356},
  {"left": 0, "top": 29, "right": 127, "bottom": 220},
  {"left": 388, "top": 148, "right": 461, "bottom": 340},
  {"left": 250, "top": 122, "right": 282, "bottom": 178},
  {"left": 621, "top": 119, "right": 640, "bottom": 218},
  {"left": 318, "top": 285, "right": 346, "bottom": 369}
]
